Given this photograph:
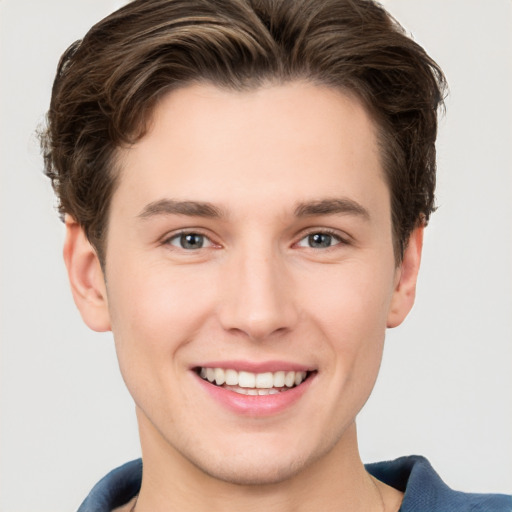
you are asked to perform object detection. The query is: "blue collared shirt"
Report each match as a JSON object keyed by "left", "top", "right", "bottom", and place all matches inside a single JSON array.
[{"left": 77, "top": 455, "right": 512, "bottom": 511}]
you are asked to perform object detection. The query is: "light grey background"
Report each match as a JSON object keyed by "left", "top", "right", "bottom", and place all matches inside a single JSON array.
[{"left": 1, "top": 1, "right": 511, "bottom": 511}]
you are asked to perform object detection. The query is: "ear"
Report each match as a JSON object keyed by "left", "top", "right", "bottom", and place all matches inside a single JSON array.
[
  {"left": 63, "top": 216, "right": 111, "bottom": 332},
  {"left": 387, "top": 226, "right": 424, "bottom": 328}
]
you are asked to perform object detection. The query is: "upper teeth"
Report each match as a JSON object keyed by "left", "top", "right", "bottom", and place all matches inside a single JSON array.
[{"left": 199, "top": 368, "right": 308, "bottom": 388}]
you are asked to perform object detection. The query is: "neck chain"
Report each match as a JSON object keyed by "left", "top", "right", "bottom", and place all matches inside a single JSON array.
[
  {"left": 371, "top": 476, "right": 387, "bottom": 512},
  {"left": 129, "top": 479, "right": 386, "bottom": 512}
]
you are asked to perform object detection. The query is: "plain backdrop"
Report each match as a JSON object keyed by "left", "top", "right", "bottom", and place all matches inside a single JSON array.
[{"left": 1, "top": 1, "right": 511, "bottom": 511}]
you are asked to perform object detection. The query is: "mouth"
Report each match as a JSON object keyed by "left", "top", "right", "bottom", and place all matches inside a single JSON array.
[{"left": 195, "top": 367, "right": 315, "bottom": 396}]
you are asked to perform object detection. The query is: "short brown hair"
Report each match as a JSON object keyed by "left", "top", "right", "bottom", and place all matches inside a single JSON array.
[{"left": 41, "top": 0, "right": 446, "bottom": 264}]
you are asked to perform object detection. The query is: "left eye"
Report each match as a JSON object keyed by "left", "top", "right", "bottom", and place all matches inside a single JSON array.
[
  {"left": 297, "top": 232, "right": 343, "bottom": 249},
  {"left": 166, "top": 232, "right": 213, "bottom": 250}
]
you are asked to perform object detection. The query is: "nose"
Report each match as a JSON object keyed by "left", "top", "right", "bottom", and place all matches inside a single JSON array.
[{"left": 218, "top": 244, "right": 299, "bottom": 342}]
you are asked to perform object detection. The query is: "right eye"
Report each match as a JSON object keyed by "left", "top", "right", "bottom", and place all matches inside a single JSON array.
[{"left": 165, "top": 232, "right": 214, "bottom": 250}]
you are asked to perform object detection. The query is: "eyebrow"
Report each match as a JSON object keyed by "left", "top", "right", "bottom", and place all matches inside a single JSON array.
[
  {"left": 138, "top": 199, "right": 225, "bottom": 219},
  {"left": 294, "top": 198, "right": 370, "bottom": 220},
  {"left": 138, "top": 197, "right": 370, "bottom": 221}
]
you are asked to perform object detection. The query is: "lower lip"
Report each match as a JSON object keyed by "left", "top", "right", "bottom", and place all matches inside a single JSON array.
[{"left": 194, "top": 373, "right": 315, "bottom": 416}]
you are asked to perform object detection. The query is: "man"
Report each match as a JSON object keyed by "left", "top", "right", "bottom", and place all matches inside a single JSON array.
[{"left": 40, "top": 0, "right": 511, "bottom": 510}]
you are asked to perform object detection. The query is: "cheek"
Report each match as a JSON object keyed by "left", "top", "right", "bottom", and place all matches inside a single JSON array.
[
  {"left": 302, "top": 259, "right": 395, "bottom": 381},
  {"left": 306, "top": 259, "right": 395, "bottom": 333},
  {"left": 106, "top": 262, "right": 215, "bottom": 371}
]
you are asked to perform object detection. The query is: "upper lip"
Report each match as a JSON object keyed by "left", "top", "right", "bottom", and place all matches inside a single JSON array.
[{"left": 192, "top": 360, "right": 315, "bottom": 373}]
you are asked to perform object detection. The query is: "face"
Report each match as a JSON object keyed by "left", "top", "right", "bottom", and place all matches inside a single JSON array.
[{"left": 67, "top": 82, "right": 420, "bottom": 485}]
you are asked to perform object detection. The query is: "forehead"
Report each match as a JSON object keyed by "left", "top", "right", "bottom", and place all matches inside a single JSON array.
[{"left": 113, "top": 81, "right": 387, "bottom": 219}]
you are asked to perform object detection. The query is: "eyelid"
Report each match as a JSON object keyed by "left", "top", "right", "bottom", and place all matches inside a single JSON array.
[
  {"left": 294, "top": 227, "right": 350, "bottom": 248},
  {"left": 158, "top": 227, "right": 350, "bottom": 250},
  {"left": 161, "top": 229, "right": 219, "bottom": 249}
]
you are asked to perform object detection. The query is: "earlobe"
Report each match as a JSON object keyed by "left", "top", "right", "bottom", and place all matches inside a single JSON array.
[
  {"left": 63, "top": 216, "right": 111, "bottom": 332},
  {"left": 386, "top": 227, "right": 424, "bottom": 328}
]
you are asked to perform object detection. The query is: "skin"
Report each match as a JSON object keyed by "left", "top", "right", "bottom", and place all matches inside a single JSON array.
[{"left": 64, "top": 82, "right": 422, "bottom": 512}]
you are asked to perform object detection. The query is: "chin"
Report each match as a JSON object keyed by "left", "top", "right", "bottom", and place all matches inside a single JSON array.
[
  {"left": 181, "top": 432, "right": 337, "bottom": 487},
  {"left": 195, "top": 454, "right": 311, "bottom": 486}
]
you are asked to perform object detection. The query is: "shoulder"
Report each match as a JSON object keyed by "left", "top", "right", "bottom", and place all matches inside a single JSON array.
[
  {"left": 366, "top": 455, "right": 512, "bottom": 512},
  {"left": 77, "top": 459, "right": 142, "bottom": 512}
]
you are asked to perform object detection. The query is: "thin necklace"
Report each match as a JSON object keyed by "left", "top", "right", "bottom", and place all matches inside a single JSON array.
[
  {"left": 130, "top": 488, "right": 386, "bottom": 512},
  {"left": 371, "top": 476, "right": 387, "bottom": 512},
  {"left": 129, "top": 495, "right": 138, "bottom": 512},
  {"left": 129, "top": 480, "right": 387, "bottom": 512}
]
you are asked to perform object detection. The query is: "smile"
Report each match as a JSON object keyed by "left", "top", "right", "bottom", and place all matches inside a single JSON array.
[{"left": 197, "top": 367, "right": 311, "bottom": 395}]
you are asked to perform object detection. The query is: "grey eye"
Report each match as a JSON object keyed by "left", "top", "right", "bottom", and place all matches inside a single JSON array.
[
  {"left": 309, "top": 233, "right": 334, "bottom": 248},
  {"left": 168, "top": 233, "right": 212, "bottom": 250},
  {"left": 297, "top": 232, "right": 342, "bottom": 249}
]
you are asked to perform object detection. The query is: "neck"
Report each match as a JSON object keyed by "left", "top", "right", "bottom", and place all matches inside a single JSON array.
[{"left": 134, "top": 412, "right": 395, "bottom": 512}]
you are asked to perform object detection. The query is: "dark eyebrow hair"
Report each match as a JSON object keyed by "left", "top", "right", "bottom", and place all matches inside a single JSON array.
[
  {"left": 138, "top": 197, "right": 369, "bottom": 221},
  {"left": 294, "top": 198, "right": 370, "bottom": 220},
  {"left": 138, "top": 199, "right": 225, "bottom": 219}
]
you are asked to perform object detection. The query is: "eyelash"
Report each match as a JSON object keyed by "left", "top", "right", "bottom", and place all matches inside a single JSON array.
[
  {"left": 295, "top": 228, "right": 348, "bottom": 249},
  {"left": 162, "top": 228, "right": 348, "bottom": 251},
  {"left": 162, "top": 230, "right": 215, "bottom": 250}
]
